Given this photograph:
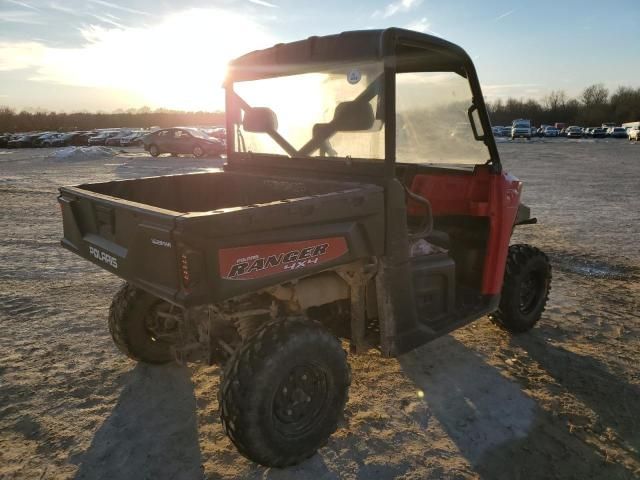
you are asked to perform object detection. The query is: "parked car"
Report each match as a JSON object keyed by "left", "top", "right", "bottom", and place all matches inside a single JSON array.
[
  {"left": 543, "top": 126, "right": 559, "bottom": 137},
  {"left": 88, "top": 131, "right": 120, "bottom": 146},
  {"left": 142, "top": 127, "right": 225, "bottom": 157},
  {"left": 7, "top": 133, "right": 40, "bottom": 148},
  {"left": 0, "top": 134, "right": 11, "bottom": 148},
  {"left": 491, "top": 126, "right": 503, "bottom": 136},
  {"left": 46, "top": 132, "right": 90, "bottom": 147},
  {"left": 511, "top": 119, "right": 532, "bottom": 139},
  {"left": 591, "top": 127, "right": 607, "bottom": 138},
  {"left": 565, "top": 126, "right": 583, "bottom": 138},
  {"left": 41, "top": 133, "right": 67, "bottom": 147},
  {"left": 208, "top": 127, "right": 227, "bottom": 141},
  {"left": 105, "top": 130, "right": 134, "bottom": 146},
  {"left": 608, "top": 127, "right": 627, "bottom": 139},
  {"left": 120, "top": 131, "right": 146, "bottom": 147},
  {"left": 628, "top": 126, "right": 640, "bottom": 142},
  {"left": 74, "top": 132, "right": 97, "bottom": 146},
  {"left": 32, "top": 132, "right": 58, "bottom": 147},
  {"left": 499, "top": 126, "right": 511, "bottom": 137}
]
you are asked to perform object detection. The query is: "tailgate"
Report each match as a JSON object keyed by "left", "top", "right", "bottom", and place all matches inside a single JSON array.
[{"left": 58, "top": 186, "right": 182, "bottom": 303}]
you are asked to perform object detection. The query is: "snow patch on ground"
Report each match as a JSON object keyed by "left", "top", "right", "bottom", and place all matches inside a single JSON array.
[{"left": 48, "top": 146, "right": 118, "bottom": 161}]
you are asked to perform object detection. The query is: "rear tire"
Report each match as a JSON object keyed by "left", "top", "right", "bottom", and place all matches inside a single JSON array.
[
  {"left": 108, "top": 283, "right": 176, "bottom": 364},
  {"left": 491, "top": 244, "right": 551, "bottom": 333},
  {"left": 193, "top": 145, "right": 205, "bottom": 158},
  {"left": 219, "top": 318, "right": 351, "bottom": 467},
  {"left": 149, "top": 144, "right": 159, "bottom": 157}
]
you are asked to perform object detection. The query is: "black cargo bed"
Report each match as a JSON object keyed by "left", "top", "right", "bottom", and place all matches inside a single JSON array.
[{"left": 59, "top": 170, "right": 386, "bottom": 307}]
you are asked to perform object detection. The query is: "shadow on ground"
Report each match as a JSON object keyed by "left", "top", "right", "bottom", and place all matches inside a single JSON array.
[
  {"left": 73, "top": 363, "right": 203, "bottom": 480},
  {"left": 71, "top": 334, "right": 638, "bottom": 480},
  {"left": 400, "top": 335, "right": 632, "bottom": 479}
]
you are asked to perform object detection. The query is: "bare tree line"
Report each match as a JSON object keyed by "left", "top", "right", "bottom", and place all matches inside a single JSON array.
[
  {"left": 488, "top": 84, "right": 640, "bottom": 127},
  {"left": 0, "top": 106, "right": 225, "bottom": 133},
  {"left": 2, "top": 83, "right": 639, "bottom": 133}
]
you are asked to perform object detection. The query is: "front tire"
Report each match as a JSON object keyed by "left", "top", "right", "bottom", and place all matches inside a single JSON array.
[
  {"left": 492, "top": 244, "right": 551, "bottom": 333},
  {"left": 219, "top": 318, "right": 351, "bottom": 467},
  {"left": 108, "top": 283, "right": 177, "bottom": 364}
]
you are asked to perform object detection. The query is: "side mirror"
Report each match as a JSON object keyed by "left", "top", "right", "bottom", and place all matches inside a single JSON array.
[
  {"left": 243, "top": 107, "right": 278, "bottom": 133},
  {"left": 331, "top": 101, "right": 375, "bottom": 132}
]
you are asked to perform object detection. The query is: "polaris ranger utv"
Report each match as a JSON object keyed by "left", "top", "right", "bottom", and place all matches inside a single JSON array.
[{"left": 58, "top": 29, "right": 551, "bottom": 467}]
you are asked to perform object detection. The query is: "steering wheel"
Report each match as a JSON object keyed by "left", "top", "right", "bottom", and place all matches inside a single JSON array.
[{"left": 403, "top": 184, "right": 433, "bottom": 240}]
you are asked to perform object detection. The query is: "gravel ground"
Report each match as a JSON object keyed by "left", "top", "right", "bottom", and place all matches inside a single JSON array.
[{"left": 0, "top": 139, "right": 639, "bottom": 479}]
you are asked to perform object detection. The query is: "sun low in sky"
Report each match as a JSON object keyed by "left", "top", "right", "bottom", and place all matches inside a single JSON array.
[{"left": 0, "top": 0, "right": 639, "bottom": 112}]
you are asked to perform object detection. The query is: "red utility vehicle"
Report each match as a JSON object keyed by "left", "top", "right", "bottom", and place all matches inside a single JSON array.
[{"left": 58, "top": 29, "right": 551, "bottom": 467}]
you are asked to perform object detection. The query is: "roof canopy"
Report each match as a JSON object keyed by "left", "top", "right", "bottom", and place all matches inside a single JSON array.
[{"left": 226, "top": 28, "right": 473, "bottom": 83}]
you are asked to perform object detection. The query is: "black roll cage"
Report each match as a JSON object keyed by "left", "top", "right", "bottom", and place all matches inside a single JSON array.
[{"left": 224, "top": 28, "right": 502, "bottom": 178}]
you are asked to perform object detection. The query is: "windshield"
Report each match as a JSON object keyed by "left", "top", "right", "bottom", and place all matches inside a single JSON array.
[
  {"left": 396, "top": 71, "right": 490, "bottom": 165},
  {"left": 231, "top": 61, "right": 385, "bottom": 159}
]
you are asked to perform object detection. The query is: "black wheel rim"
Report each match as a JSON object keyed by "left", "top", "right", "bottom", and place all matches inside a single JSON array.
[
  {"left": 519, "top": 271, "right": 544, "bottom": 315},
  {"left": 273, "top": 364, "right": 328, "bottom": 438}
]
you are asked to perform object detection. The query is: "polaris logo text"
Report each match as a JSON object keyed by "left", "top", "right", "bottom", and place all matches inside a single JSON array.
[{"left": 89, "top": 246, "right": 118, "bottom": 269}]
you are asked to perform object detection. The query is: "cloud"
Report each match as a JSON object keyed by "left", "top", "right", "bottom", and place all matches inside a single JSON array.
[
  {"left": 87, "top": 0, "right": 151, "bottom": 16},
  {"left": 0, "top": 41, "right": 45, "bottom": 70},
  {"left": 248, "top": 0, "right": 278, "bottom": 7},
  {"left": 4, "top": 0, "right": 39, "bottom": 11},
  {"left": 0, "top": 8, "right": 277, "bottom": 110},
  {"left": 0, "top": 9, "right": 44, "bottom": 24},
  {"left": 89, "top": 13, "right": 125, "bottom": 28},
  {"left": 404, "top": 16, "right": 429, "bottom": 33},
  {"left": 47, "top": 2, "right": 83, "bottom": 15},
  {"left": 493, "top": 9, "right": 515, "bottom": 22},
  {"left": 373, "top": 0, "right": 422, "bottom": 18}
]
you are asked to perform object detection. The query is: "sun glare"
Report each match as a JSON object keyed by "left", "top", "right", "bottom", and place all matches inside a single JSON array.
[{"left": 26, "top": 9, "right": 276, "bottom": 111}]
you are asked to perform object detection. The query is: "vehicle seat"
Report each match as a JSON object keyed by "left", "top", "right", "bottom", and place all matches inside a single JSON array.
[{"left": 425, "top": 229, "right": 450, "bottom": 249}]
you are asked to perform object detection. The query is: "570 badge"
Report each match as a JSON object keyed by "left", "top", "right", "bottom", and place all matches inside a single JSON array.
[
  {"left": 88, "top": 245, "right": 118, "bottom": 269},
  {"left": 219, "top": 237, "right": 348, "bottom": 280}
]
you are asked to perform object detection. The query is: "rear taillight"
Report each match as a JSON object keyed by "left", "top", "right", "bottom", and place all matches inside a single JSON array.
[
  {"left": 180, "top": 253, "right": 191, "bottom": 288},
  {"left": 179, "top": 248, "right": 204, "bottom": 291}
]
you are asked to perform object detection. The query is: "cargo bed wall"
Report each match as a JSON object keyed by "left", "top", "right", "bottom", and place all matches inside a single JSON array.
[
  {"left": 173, "top": 183, "right": 386, "bottom": 306},
  {"left": 81, "top": 171, "right": 359, "bottom": 214},
  {"left": 59, "top": 190, "right": 182, "bottom": 300}
]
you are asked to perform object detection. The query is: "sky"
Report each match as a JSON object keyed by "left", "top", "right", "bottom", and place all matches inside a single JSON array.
[{"left": 1, "top": 0, "right": 639, "bottom": 112}]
